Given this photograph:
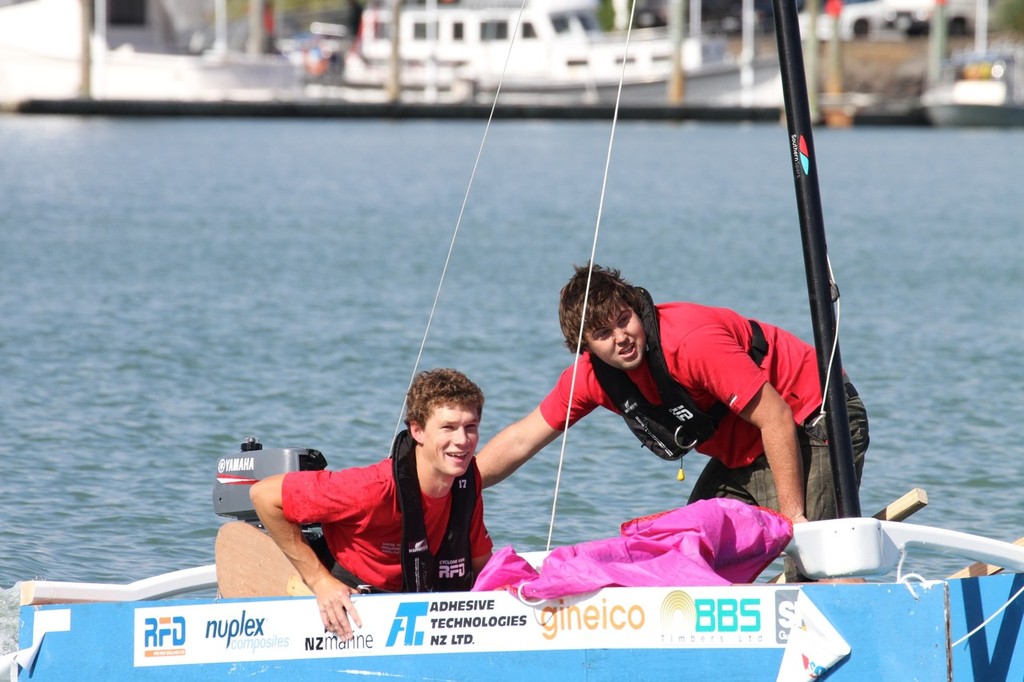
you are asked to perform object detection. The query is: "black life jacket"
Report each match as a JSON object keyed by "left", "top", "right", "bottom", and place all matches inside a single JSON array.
[
  {"left": 390, "top": 429, "right": 476, "bottom": 592},
  {"left": 590, "top": 288, "right": 768, "bottom": 461}
]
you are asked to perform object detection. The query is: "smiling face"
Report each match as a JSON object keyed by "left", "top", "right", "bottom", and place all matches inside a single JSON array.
[
  {"left": 584, "top": 306, "right": 647, "bottom": 371},
  {"left": 410, "top": 403, "right": 481, "bottom": 498}
]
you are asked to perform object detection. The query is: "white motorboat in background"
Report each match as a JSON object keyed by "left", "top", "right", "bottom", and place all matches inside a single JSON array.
[
  {"left": 330, "top": 0, "right": 782, "bottom": 106},
  {"left": 0, "top": 0, "right": 298, "bottom": 104},
  {"left": 921, "top": 47, "right": 1024, "bottom": 126}
]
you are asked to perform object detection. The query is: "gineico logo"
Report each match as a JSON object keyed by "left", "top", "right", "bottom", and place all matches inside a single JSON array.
[
  {"left": 143, "top": 615, "right": 186, "bottom": 658},
  {"left": 539, "top": 597, "right": 645, "bottom": 641}
]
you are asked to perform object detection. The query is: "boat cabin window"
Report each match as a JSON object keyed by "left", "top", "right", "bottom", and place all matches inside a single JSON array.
[
  {"left": 575, "top": 12, "right": 600, "bottom": 32},
  {"left": 481, "top": 20, "right": 509, "bottom": 40},
  {"left": 957, "top": 60, "right": 1009, "bottom": 83},
  {"left": 551, "top": 15, "right": 571, "bottom": 33},
  {"left": 109, "top": 0, "right": 146, "bottom": 25},
  {"left": 413, "top": 20, "right": 439, "bottom": 39},
  {"left": 521, "top": 21, "right": 537, "bottom": 38},
  {"left": 453, "top": 21, "right": 465, "bottom": 40}
]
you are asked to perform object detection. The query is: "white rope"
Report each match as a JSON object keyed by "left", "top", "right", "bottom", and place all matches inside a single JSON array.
[
  {"left": 894, "top": 547, "right": 942, "bottom": 601},
  {"left": 892, "top": 546, "right": 1024, "bottom": 649},
  {"left": 895, "top": 545, "right": 909, "bottom": 582},
  {"left": 950, "top": 580, "right": 1024, "bottom": 649},
  {"left": 392, "top": 0, "right": 532, "bottom": 444},
  {"left": 545, "top": 6, "right": 636, "bottom": 552},
  {"left": 386, "top": 0, "right": 639, "bottom": 552},
  {"left": 897, "top": 573, "right": 942, "bottom": 601},
  {"left": 807, "top": 255, "right": 840, "bottom": 429}
]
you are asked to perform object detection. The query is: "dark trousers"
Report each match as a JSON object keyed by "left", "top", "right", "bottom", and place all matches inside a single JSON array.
[{"left": 687, "top": 384, "right": 870, "bottom": 580}]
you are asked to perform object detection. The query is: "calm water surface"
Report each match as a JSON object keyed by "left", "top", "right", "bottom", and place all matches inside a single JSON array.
[{"left": 2, "top": 116, "right": 1023, "bottom": 652}]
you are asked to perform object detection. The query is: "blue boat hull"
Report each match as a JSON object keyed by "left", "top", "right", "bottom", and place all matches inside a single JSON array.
[{"left": 17, "top": 574, "right": 1024, "bottom": 680}]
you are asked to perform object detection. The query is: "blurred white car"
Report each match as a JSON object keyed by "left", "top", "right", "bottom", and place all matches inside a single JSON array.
[
  {"left": 883, "top": 0, "right": 977, "bottom": 36},
  {"left": 799, "top": 0, "right": 977, "bottom": 40},
  {"left": 798, "top": 0, "right": 890, "bottom": 40}
]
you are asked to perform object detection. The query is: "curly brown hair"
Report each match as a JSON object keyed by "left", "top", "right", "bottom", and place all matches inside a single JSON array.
[
  {"left": 405, "top": 368, "right": 484, "bottom": 428},
  {"left": 558, "top": 263, "right": 646, "bottom": 353}
]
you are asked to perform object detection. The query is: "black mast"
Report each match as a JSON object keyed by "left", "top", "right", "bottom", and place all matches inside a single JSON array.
[{"left": 770, "top": 0, "right": 861, "bottom": 518}]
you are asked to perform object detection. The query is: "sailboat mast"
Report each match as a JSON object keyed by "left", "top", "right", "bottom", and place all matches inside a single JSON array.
[{"left": 770, "top": 0, "right": 861, "bottom": 518}]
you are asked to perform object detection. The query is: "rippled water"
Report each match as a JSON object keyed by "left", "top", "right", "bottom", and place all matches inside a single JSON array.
[{"left": 2, "top": 115, "right": 1023, "bottom": 653}]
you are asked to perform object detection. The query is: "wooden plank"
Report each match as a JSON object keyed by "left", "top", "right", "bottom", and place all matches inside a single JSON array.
[
  {"left": 948, "top": 536, "right": 1024, "bottom": 579},
  {"left": 766, "top": 488, "right": 929, "bottom": 583},
  {"left": 20, "top": 564, "right": 217, "bottom": 606},
  {"left": 870, "top": 487, "right": 929, "bottom": 522},
  {"left": 215, "top": 521, "right": 312, "bottom": 598}
]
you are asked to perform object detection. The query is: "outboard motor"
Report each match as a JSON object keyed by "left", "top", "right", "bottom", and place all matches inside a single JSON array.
[{"left": 213, "top": 436, "right": 328, "bottom": 523}]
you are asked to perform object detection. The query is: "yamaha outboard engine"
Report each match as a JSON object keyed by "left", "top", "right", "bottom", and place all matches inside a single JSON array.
[{"left": 213, "top": 436, "right": 328, "bottom": 523}]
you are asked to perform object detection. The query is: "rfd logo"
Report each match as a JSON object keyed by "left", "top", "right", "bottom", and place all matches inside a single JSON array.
[
  {"left": 669, "top": 406, "right": 695, "bottom": 422},
  {"left": 438, "top": 558, "right": 466, "bottom": 579},
  {"left": 144, "top": 616, "right": 186, "bottom": 648},
  {"left": 386, "top": 603, "right": 429, "bottom": 647}
]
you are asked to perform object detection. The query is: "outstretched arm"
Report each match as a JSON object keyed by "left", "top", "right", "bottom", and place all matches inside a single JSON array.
[
  {"left": 250, "top": 475, "right": 364, "bottom": 639},
  {"left": 475, "top": 407, "right": 561, "bottom": 487},
  {"left": 738, "top": 384, "right": 808, "bottom": 524},
  {"left": 471, "top": 551, "right": 492, "bottom": 580}
]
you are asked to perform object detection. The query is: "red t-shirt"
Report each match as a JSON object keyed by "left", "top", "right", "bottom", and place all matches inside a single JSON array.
[
  {"left": 282, "top": 459, "right": 492, "bottom": 592},
  {"left": 539, "top": 302, "right": 822, "bottom": 469}
]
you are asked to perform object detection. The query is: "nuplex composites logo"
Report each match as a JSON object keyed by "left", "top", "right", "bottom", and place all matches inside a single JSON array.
[
  {"left": 204, "top": 609, "right": 289, "bottom": 652},
  {"left": 791, "top": 134, "right": 811, "bottom": 176}
]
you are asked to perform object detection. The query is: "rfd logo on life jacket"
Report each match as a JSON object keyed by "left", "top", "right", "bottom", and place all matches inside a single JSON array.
[
  {"left": 591, "top": 287, "right": 769, "bottom": 461},
  {"left": 438, "top": 558, "right": 466, "bottom": 579},
  {"left": 669, "top": 405, "right": 695, "bottom": 422}
]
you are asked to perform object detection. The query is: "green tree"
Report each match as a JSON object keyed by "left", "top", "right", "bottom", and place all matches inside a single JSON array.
[
  {"left": 597, "top": 0, "right": 616, "bottom": 30},
  {"left": 995, "top": 0, "right": 1024, "bottom": 36}
]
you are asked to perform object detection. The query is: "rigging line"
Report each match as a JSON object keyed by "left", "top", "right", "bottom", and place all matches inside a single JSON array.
[
  {"left": 391, "top": 0, "right": 533, "bottom": 445},
  {"left": 951, "top": 580, "right": 1024, "bottom": 649},
  {"left": 811, "top": 254, "right": 840, "bottom": 426},
  {"left": 546, "top": 6, "right": 636, "bottom": 552}
]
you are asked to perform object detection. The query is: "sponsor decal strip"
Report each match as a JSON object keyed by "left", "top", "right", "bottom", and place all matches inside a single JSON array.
[{"left": 134, "top": 587, "right": 794, "bottom": 668}]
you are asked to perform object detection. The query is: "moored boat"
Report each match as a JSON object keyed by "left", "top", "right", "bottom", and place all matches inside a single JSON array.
[
  {"left": 921, "top": 47, "right": 1024, "bottom": 127},
  {"left": 329, "top": 0, "right": 783, "bottom": 106},
  {"left": 0, "top": 0, "right": 298, "bottom": 104}
]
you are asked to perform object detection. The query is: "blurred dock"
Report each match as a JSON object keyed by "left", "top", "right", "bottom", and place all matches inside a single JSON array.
[
  {"left": 0, "top": 16, "right": 971, "bottom": 127},
  {"left": 1, "top": 95, "right": 929, "bottom": 125}
]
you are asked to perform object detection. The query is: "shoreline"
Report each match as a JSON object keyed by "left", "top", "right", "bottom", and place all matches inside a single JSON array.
[
  {"left": 3, "top": 36, "right": 967, "bottom": 126},
  {"left": 1, "top": 96, "right": 927, "bottom": 126}
]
